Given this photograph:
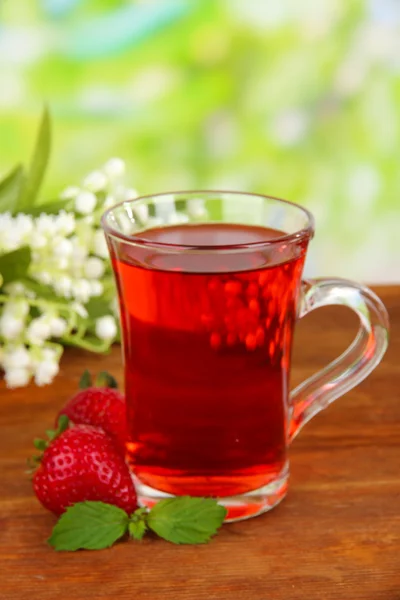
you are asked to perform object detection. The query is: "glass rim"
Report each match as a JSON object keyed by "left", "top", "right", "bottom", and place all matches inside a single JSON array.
[{"left": 101, "top": 190, "right": 315, "bottom": 251}]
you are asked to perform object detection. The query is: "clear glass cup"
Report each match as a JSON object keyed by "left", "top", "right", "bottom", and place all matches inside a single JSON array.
[{"left": 102, "top": 191, "right": 389, "bottom": 521}]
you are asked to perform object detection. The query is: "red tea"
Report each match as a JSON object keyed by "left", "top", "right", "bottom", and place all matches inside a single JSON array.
[{"left": 110, "top": 223, "right": 307, "bottom": 497}]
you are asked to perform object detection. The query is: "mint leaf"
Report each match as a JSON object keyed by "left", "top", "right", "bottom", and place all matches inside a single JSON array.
[
  {"left": 79, "top": 370, "right": 92, "bottom": 389},
  {"left": 48, "top": 501, "right": 129, "bottom": 551},
  {"left": 0, "top": 246, "right": 31, "bottom": 287},
  {"left": 0, "top": 164, "right": 24, "bottom": 214},
  {"left": 128, "top": 508, "right": 148, "bottom": 541},
  {"left": 129, "top": 520, "right": 147, "bottom": 540},
  {"left": 147, "top": 497, "right": 227, "bottom": 544},
  {"left": 17, "top": 106, "right": 51, "bottom": 212}
]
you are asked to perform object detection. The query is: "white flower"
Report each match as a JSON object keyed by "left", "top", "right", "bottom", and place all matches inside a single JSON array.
[
  {"left": 89, "top": 281, "right": 103, "bottom": 297},
  {"left": 0, "top": 315, "right": 24, "bottom": 340},
  {"left": 1, "top": 227, "right": 23, "bottom": 250},
  {"left": 55, "top": 257, "right": 69, "bottom": 270},
  {"left": 30, "top": 231, "right": 47, "bottom": 249},
  {"left": 36, "top": 214, "right": 55, "bottom": 236},
  {"left": 49, "top": 317, "right": 68, "bottom": 337},
  {"left": 71, "top": 302, "right": 88, "bottom": 318},
  {"left": 53, "top": 275, "right": 72, "bottom": 298},
  {"left": 4, "top": 298, "right": 30, "bottom": 319},
  {"left": 15, "top": 214, "right": 34, "bottom": 239},
  {"left": 2, "top": 345, "right": 31, "bottom": 369},
  {"left": 71, "top": 279, "right": 91, "bottom": 303},
  {"left": 4, "top": 282, "right": 27, "bottom": 296},
  {"left": 123, "top": 188, "right": 139, "bottom": 201},
  {"left": 95, "top": 315, "right": 117, "bottom": 340},
  {"left": 35, "top": 271, "right": 52, "bottom": 285},
  {"left": 60, "top": 186, "right": 80, "bottom": 200},
  {"left": 34, "top": 359, "right": 59, "bottom": 386},
  {"left": 26, "top": 317, "right": 51, "bottom": 346},
  {"left": 74, "top": 191, "right": 97, "bottom": 215},
  {"left": 5, "top": 367, "right": 31, "bottom": 388},
  {"left": 83, "top": 171, "right": 108, "bottom": 192},
  {"left": 55, "top": 211, "right": 75, "bottom": 236},
  {"left": 111, "top": 183, "right": 128, "bottom": 202},
  {"left": 53, "top": 238, "right": 73, "bottom": 258},
  {"left": 93, "top": 229, "right": 109, "bottom": 258},
  {"left": 84, "top": 256, "right": 105, "bottom": 279},
  {"left": 5, "top": 283, "right": 35, "bottom": 299},
  {"left": 103, "top": 158, "right": 125, "bottom": 179},
  {"left": 71, "top": 241, "right": 89, "bottom": 264},
  {"left": 103, "top": 194, "right": 117, "bottom": 209}
]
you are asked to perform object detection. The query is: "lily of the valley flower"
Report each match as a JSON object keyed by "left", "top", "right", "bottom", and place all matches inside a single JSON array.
[{"left": 0, "top": 157, "right": 132, "bottom": 388}]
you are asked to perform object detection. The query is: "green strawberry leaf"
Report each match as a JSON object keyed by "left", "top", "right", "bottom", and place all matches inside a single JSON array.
[
  {"left": 33, "top": 439, "right": 47, "bottom": 451},
  {"left": 0, "top": 164, "right": 24, "bottom": 214},
  {"left": 30, "top": 416, "right": 70, "bottom": 469},
  {"left": 0, "top": 246, "right": 32, "bottom": 287},
  {"left": 48, "top": 501, "right": 129, "bottom": 551},
  {"left": 17, "top": 106, "right": 51, "bottom": 212},
  {"left": 45, "top": 414, "right": 69, "bottom": 442},
  {"left": 147, "top": 496, "right": 227, "bottom": 544},
  {"left": 95, "top": 371, "right": 118, "bottom": 389},
  {"left": 79, "top": 370, "right": 92, "bottom": 389}
]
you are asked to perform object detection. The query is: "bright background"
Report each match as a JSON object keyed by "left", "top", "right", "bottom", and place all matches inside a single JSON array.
[{"left": 1, "top": 0, "right": 399, "bottom": 282}]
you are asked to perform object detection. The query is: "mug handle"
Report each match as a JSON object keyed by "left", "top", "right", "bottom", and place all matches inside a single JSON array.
[{"left": 289, "top": 278, "right": 389, "bottom": 441}]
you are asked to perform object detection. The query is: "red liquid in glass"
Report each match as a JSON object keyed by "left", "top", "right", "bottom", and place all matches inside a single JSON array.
[{"left": 111, "top": 223, "right": 306, "bottom": 497}]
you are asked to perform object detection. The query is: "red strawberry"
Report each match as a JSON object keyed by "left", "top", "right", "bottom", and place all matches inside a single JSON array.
[
  {"left": 32, "top": 420, "right": 136, "bottom": 516},
  {"left": 57, "top": 371, "right": 127, "bottom": 455}
]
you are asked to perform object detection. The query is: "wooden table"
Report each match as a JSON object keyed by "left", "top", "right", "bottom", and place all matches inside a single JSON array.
[{"left": 1, "top": 286, "right": 399, "bottom": 600}]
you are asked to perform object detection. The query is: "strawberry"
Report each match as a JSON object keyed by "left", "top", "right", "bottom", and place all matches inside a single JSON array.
[
  {"left": 57, "top": 371, "right": 127, "bottom": 455},
  {"left": 32, "top": 417, "right": 136, "bottom": 516}
]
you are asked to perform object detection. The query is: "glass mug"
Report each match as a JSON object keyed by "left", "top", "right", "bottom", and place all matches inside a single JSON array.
[{"left": 102, "top": 192, "right": 389, "bottom": 521}]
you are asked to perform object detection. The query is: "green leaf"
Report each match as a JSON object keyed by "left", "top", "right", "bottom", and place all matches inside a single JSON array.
[
  {"left": 95, "top": 371, "right": 118, "bottom": 389},
  {"left": 23, "top": 199, "right": 70, "bottom": 216},
  {"left": 48, "top": 501, "right": 129, "bottom": 551},
  {"left": 128, "top": 520, "right": 147, "bottom": 541},
  {"left": 33, "top": 439, "right": 47, "bottom": 451},
  {"left": 147, "top": 497, "right": 227, "bottom": 545},
  {"left": 45, "top": 414, "right": 70, "bottom": 442},
  {"left": 57, "top": 414, "right": 70, "bottom": 434},
  {"left": 0, "top": 164, "right": 24, "bottom": 214},
  {"left": 17, "top": 106, "right": 51, "bottom": 212},
  {"left": 128, "top": 509, "right": 148, "bottom": 541},
  {"left": 79, "top": 370, "right": 92, "bottom": 389},
  {"left": 20, "top": 278, "right": 69, "bottom": 304},
  {"left": 0, "top": 247, "right": 32, "bottom": 287},
  {"left": 85, "top": 297, "right": 112, "bottom": 321}
]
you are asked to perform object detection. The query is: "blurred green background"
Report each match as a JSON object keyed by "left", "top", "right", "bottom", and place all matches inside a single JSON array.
[{"left": 1, "top": 0, "right": 399, "bottom": 281}]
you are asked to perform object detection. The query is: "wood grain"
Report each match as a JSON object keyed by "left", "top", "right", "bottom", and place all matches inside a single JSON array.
[{"left": 0, "top": 286, "right": 399, "bottom": 600}]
